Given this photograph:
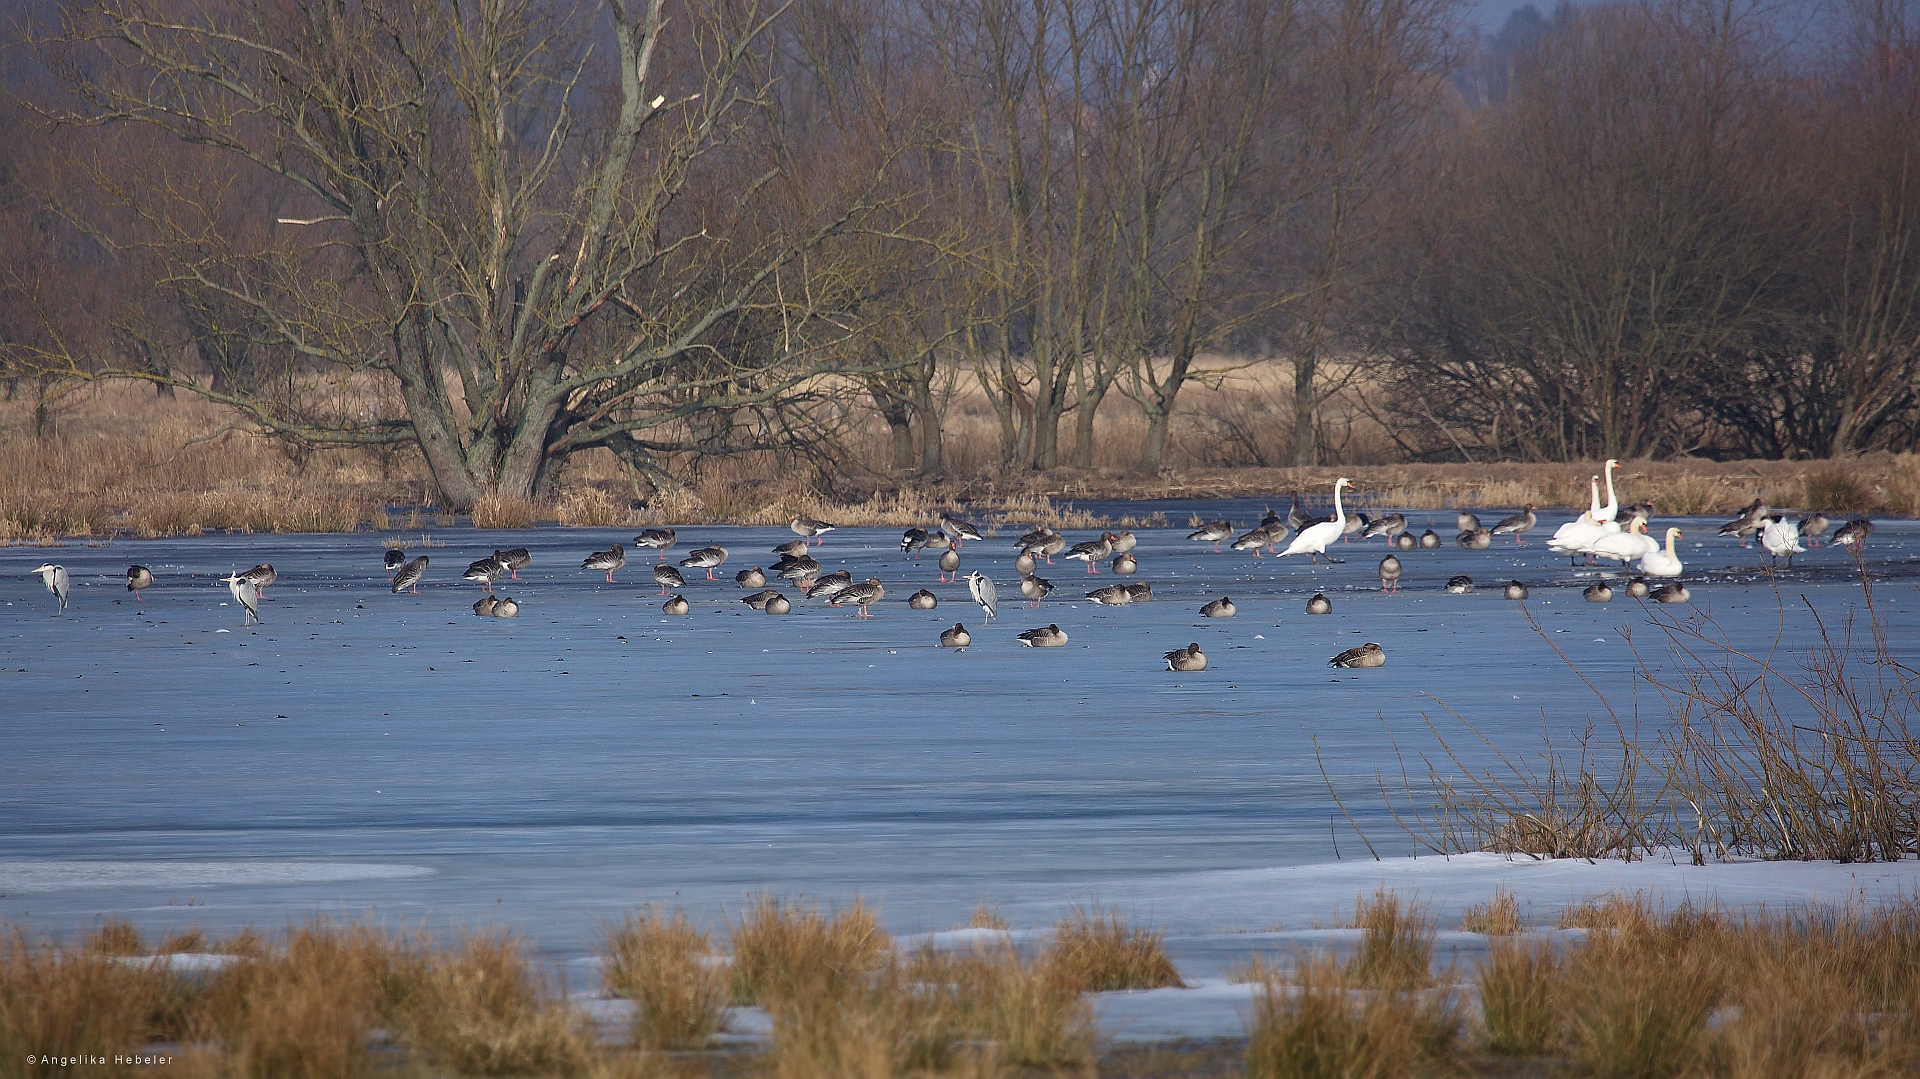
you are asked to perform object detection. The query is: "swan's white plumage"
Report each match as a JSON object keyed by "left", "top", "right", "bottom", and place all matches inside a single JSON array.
[
  {"left": 1640, "top": 527, "right": 1684, "bottom": 577},
  {"left": 1278, "top": 478, "right": 1351, "bottom": 560}
]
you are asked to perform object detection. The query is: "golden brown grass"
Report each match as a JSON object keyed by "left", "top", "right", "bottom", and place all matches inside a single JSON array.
[
  {"left": 1044, "top": 907, "right": 1186, "bottom": 993},
  {"left": 1, "top": 929, "right": 182, "bottom": 1079},
  {"left": 1345, "top": 890, "right": 1434, "bottom": 990},
  {"left": 964, "top": 904, "right": 1010, "bottom": 931},
  {"left": 1243, "top": 954, "right": 1464, "bottom": 1079},
  {"left": 400, "top": 930, "right": 593, "bottom": 1077},
  {"left": 1459, "top": 889, "right": 1525, "bottom": 936},
  {"left": 11, "top": 373, "right": 1920, "bottom": 540},
  {"left": 727, "top": 897, "right": 891, "bottom": 1009},
  {"left": 598, "top": 909, "right": 730, "bottom": 1050},
  {"left": 1475, "top": 937, "right": 1562, "bottom": 1057}
]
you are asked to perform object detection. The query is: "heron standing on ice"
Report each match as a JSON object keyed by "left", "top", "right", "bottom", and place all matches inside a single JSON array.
[
  {"left": 964, "top": 571, "right": 998, "bottom": 621},
  {"left": 222, "top": 569, "right": 263, "bottom": 625},
  {"left": 32, "top": 564, "right": 69, "bottom": 614}
]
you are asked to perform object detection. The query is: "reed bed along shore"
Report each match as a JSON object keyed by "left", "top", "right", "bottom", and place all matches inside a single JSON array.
[
  {"left": 8, "top": 380, "right": 1920, "bottom": 541},
  {"left": 7, "top": 892, "right": 1918, "bottom": 1079}
]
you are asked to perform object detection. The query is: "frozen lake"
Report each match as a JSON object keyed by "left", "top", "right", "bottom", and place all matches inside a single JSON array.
[{"left": 6, "top": 501, "right": 1919, "bottom": 976}]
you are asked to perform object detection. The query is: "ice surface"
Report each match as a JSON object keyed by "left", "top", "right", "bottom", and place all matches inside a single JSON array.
[{"left": 5, "top": 505, "right": 1917, "bottom": 1000}]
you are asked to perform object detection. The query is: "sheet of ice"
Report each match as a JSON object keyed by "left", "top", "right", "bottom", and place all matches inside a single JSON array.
[{"left": 4, "top": 508, "right": 1916, "bottom": 976}]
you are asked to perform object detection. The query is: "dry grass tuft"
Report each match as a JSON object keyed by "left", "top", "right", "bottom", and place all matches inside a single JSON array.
[
  {"left": 728, "top": 897, "right": 891, "bottom": 1009},
  {"left": 964, "top": 904, "right": 1009, "bottom": 931},
  {"left": 1346, "top": 890, "right": 1434, "bottom": 989},
  {"left": 1459, "top": 888, "right": 1525, "bottom": 935},
  {"left": 1043, "top": 906, "right": 1185, "bottom": 992},
  {"left": 553, "top": 486, "right": 638, "bottom": 528},
  {"left": 83, "top": 918, "right": 148, "bottom": 957},
  {"left": 400, "top": 930, "right": 592, "bottom": 1077},
  {"left": 0, "top": 929, "right": 181, "bottom": 1078},
  {"left": 1561, "top": 912, "right": 1722, "bottom": 1079},
  {"left": 598, "top": 909, "right": 729, "bottom": 1050},
  {"left": 1556, "top": 893, "right": 1657, "bottom": 932},
  {"left": 1243, "top": 954, "right": 1463, "bottom": 1079},
  {"left": 471, "top": 492, "right": 536, "bottom": 529},
  {"left": 1476, "top": 937, "right": 1563, "bottom": 1057}
]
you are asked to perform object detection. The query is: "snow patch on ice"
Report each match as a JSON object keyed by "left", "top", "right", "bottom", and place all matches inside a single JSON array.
[{"left": 0, "top": 861, "right": 434, "bottom": 893}]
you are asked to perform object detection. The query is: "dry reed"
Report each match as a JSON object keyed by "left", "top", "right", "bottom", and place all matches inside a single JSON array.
[
  {"left": 398, "top": 930, "right": 592, "bottom": 1077},
  {"left": 727, "top": 897, "right": 890, "bottom": 1009},
  {"left": 1345, "top": 890, "right": 1434, "bottom": 990},
  {"left": 1475, "top": 937, "right": 1562, "bottom": 1057},
  {"left": 1043, "top": 906, "right": 1186, "bottom": 992},
  {"left": 598, "top": 909, "right": 730, "bottom": 1050},
  {"left": 1458, "top": 889, "right": 1525, "bottom": 936},
  {"left": 1243, "top": 953, "right": 1463, "bottom": 1079}
]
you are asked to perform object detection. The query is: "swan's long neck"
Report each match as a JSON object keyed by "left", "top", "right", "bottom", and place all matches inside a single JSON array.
[
  {"left": 1588, "top": 479, "right": 1601, "bottom": 520},
  {"left": 1601, "top": 462, "right": 1619, "bottom": 519},
  {"left": 1666, "top": 529, "right": 1679, "bottom": 558},
  {"left": 1331, "top": 482, "right": 1346, "bottom": 528}
]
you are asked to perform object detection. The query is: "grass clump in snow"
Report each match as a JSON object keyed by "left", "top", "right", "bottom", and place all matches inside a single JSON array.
[
  {"left": 1476, "top": 937, "right": 1562, "bottom": 1056},
  {"left": 1244, "top": 953, "right": 1463, "bottom": 1079},
  {"left": 1345, "top": 890, "right": 1435, "bottom": 989},
  {"left": 599, "top": 908, "right": 730, "bottom": 1051},
  {"left": 728, "top": 896, "right": 890, "bottom": 1009},
  {"left": 1459, "top": 888, "right": 1525, "bottom": 935},
  {"left": 399, "top": 930, "right": 592, "bottom": 1077},
  {"left": 1043, "top": 906, "right": 1185, "bottom": 993},
  {"left": 964, "top": 904, "right": 1009, "bottom": 931}
]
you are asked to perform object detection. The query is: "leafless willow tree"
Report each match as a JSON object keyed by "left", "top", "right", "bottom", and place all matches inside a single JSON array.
[{"left": 20, "top": 0, "right": 916, "bottom": 507}]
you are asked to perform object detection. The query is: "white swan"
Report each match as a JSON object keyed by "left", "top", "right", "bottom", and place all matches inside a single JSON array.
[
  {"left": 1279, "top": 478, "right": 1351, "bottom": 565},
  {"left": 1589, "top": 519, "right": 1658, "bottom": 564},
  {"left": 1595, "top": 458, "right": 1622, "bottom": 524},
  {"left": 1549, "top": 476, "right": 1617, "bottom": 563},
  {"left": 1761, "top": 515, "right": 1805, "bottom": 568},
  {"left": 1639, "top": 527, "right": 1684, "bottom": 577}
]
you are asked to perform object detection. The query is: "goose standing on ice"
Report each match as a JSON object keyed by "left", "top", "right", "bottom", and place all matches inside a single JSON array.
[
  {"left": 1306, "top": 593, "right": 1332, "bottom": 614},
  {"left": 653, "top": 564, "right": 686, "bottom": 595},
  {"left": 1379, "top": 554, "right": 1403, "bottom": 593},
  {"left": 127, "top": 565, "right": 153, "bottom": 597},
  {"left": 1363, "top": 513, "right": 1408, "bottom": 542},
  {"left": 964, "top": 571, "right": 999, "bottom": 621},
  {"left": 583, "top": 544, "right": 626, "bottom": 583},
  {"left": 790, "top": 516, "right": 836, "bottom": 545},
  {"left": 1021, "top": 574, "right": 1056, "bottom": 607},
  {"left": 1490, "top": 505, "right": 1537, "bottom": 546},
  {"left": 1165, "top": 643, "right": 1208, "bottom": 672},
  {"left": 940, "top": 623, "right": 971, "bottom": 648},
  {"left": 1330, "top": 642, "right": 1385, "bottom": 668},
  {"left": 391, "top": 556, "right": 429, "bottom": 595},
  {"left": 222, "top": 569, "right": 263, "bottom": 625},
  {"left": 241, "top": 564, "right": 277, "bottom": 598},
  {"left": 938, "top": 549, "right": 961, "bottom": 583},
  {"left": 940, "top": 513, "right": 984, "bottom": 549},
  {"left": 498, "top": 548, "right": 531, "bottom": 579},
  {"left": 1833, "top": 518, "right": 1875, "bottom": 549},
  {"left": 634, "top": 527, "right": 677, "bottom": 559},
  {"left": 1798, "top": 512, "right": 1830, "bottom": 547},
  {"left": 1189, "top": 520, "right": 1233, "bottom": 552},
  {"left": 1064, "top": 533, "right": 1115, "bottom": 573},
  {"left": 33, "top": 564, "right": 70, "bottom": 614},
  {"left": 680, "top": 546, "right": 729, "bottom": 581},
  {"left": 1760, "top": 515, "right": 1805, "bottom": 569},
  {"left": 1718, "top": 499, "right": 1766, "bottom": 547},
  {"left": 834, "top": 578, "right": 885, "bottom": 618},
  {"left": 465, "top": 555, "right": 506, "bottom": 593},
  {"left": 773, "top": 538, "right": 808, "bottom": 558},
  {"left": 1231, "top": 524, "right": 1279, "bottom": 557},
  {"left": 1342, "top": 513, "right": 1370, "bottom": 543},
  {"left": 1639, "top": 528, "right": 1684, "bottom": 577},
  {"left": 807, "top": 570, "right": 855, "bottom": 601},
  {"left": 385, "top": 549, "right": 406, "bottom": 579},
  {"left": 901, "top": 528, "right": 932, "bottom": 558},
  {"left": 1287, "top": 496, "right": 1314, "bottom": 532},
  {"left": 1200, "top": 597, "right": 1236, "bottom": 617},
  {"left": 1278, "top": 478, "right": 1353, "bottom": 565}
]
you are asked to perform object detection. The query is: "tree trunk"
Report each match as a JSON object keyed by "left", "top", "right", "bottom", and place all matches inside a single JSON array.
[
  {"left": 1292, "top": 354, "right": 1317, "bottom": 466},
  {"left": 884, "top": 408, "right": 914, "bottom": 471},
  {"left": 1140, "top": 406, "right": 1172, "bottom": 473},
  {"left": 912, "top": 378, "right": 942, "bottom": 478}
]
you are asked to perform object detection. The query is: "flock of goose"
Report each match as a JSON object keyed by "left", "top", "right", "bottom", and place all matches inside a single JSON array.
[{"left": 22, "top": 469, "right": 1877, "bottom": 674}]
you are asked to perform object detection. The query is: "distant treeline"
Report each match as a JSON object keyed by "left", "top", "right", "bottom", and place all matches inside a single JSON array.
[{"left": 0, "top": 0, "right": 1914, "bottom": 507}]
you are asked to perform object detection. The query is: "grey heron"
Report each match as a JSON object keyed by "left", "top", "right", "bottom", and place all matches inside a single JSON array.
[
  {"left": 222, "top": 569, "right": 263, "bottom": 625},
  {"left": 32, "top": 563, "right": 69, "bottom": 614},
  {"left": 964, "top": 571, "right": 998, "bottom": 621}
]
